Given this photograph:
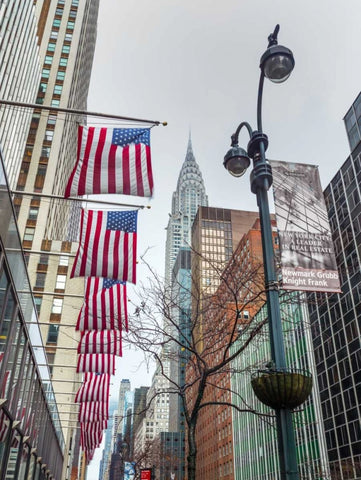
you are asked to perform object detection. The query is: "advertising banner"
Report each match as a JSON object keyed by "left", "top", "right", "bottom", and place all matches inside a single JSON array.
[
  {"left": 124, "top": 462, "right": 136, "bottom": 480},
  {"left": 270, "top": 160, "right": 341, "bottom": 293}
]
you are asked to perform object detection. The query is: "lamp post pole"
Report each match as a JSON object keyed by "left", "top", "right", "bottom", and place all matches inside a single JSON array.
[{"left": 224, "top": 25, "right": 299, "bottom": 479}]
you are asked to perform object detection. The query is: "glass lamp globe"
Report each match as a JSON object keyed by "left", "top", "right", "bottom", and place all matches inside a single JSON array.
[
  {"left": 223, "top": 146, "right": 250, "bottom": 177},
  {"left": 260, "top": 44, "right": 295, "bottom": 83}
]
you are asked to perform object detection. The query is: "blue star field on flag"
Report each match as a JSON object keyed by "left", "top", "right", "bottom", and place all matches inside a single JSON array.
[
  {"left": 102, "top": 278, "right": 125, "bottom": 288},
  {"left": 112, "top": 128, "right": 150, "bottom": 147},
  {"left": 106, "top": 210, "right": 138, "bottom": 232}
]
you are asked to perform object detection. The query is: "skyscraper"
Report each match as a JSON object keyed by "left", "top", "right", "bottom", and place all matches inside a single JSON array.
[
  {"left": 164, "top": 136, "right": 208, "bottom": 285},
  {"left": 0, "top": 0, "right": 40, "bottom": 188},
  {"left": 12, "top": 1, "right": 100, "bottom": 476},
  {"left": 307, "top": 92, "right": 361, "bottom": 479}
]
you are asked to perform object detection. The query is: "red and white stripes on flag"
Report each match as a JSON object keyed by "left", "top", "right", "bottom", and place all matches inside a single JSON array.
[
  {"left": 79, "top": 401, "right": 109, "bottom": 423},
  {"left": 70, "top": 209, "right": 137, "bottom": 283},
  {"left": 0, "top": 409, "right": 10, "bottom": 443},
  {"left": 76, "top": 282, "right": 128, "bottom": 331},
  {"left": 76, "top": 354, "right": 116, "bottom": 375},
  {"left": 75, "top": 373, "right": 110, "bottom": 403},
  {"left": 78, "top": 330, "right": 122, "bottom": 356},
  {"left": 65, "top": 126, "right": 153, "bottom": 198},
  {"left": 80, "top": 424, "right": 103, "bottom": 449},
  {"left": 79, "top": 420, "right": 108, "bottom": 431},
  {"left": 85, "top": 449, "right": 95, "bottom": 462}
]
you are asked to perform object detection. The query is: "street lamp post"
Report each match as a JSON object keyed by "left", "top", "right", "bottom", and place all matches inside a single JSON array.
[{"left": 223, "top": 25, "right": 299, "bottom": 480}]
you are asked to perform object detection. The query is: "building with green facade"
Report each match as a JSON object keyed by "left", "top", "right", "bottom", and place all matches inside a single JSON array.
[{"left": 230, "top": 295, "right": 329, "bottom": 479}]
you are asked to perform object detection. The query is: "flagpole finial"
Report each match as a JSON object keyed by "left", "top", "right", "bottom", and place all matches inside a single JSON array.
[{"left": 162, "top": 121, "right": 168, "bottom": 126}]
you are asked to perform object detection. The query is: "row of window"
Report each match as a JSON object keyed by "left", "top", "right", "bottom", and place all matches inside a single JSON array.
[{"left": 0, "top": 253, "right": 63, "bottom": 478}]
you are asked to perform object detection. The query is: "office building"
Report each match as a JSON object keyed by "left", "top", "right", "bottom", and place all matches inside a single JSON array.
[
  {"left": 164, "top": 136, "right": 208, "bottom": 285},
  {"left": 307, "top": 92, "right": 361, "bottom": 478},
  {"left": 117, "top": 379, "right": 131, "bottom": 437},
  {"left": 9, "top": 0, "right": 100, "bottom": 476},
  {"left": 0, "top": 0, "right": 40, "bottom": 189}
]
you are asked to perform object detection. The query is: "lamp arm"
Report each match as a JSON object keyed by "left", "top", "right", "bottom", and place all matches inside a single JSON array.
[
  {"left": 231, "top": 121, "right": 253, "bottom": 146},
  {"left": 256, "top": 72, "right": 265, "bottom": 133}
]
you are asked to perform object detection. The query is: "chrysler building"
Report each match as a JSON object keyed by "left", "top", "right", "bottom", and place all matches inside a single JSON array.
[{"left": 164, "top": 135, "right": 208, "bottom": 284}]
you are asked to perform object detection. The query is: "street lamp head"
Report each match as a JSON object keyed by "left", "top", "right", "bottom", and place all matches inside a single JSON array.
[
  {"left": 260, "top": 44, "right": 295, "bottom": 83},
  {"left": 223, "top": 145, "right": 250, "bottom": 177}
]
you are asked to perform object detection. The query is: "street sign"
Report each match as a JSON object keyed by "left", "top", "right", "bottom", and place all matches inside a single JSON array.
[{"left": 140, "top": 469, "right": 152, "bottom": 480}]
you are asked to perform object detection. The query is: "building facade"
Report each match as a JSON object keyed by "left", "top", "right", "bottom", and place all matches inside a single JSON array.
[
  {"left": 231, "top": 295, "right": 329, "bottom": 480},
  {"left": 7, "top": 0, "right": 100, "bottom": 477},
  {"left": 0, "top": 152, "right": 64, "bottom": 478},
  {"left": 307, "top": 92, "right": 361, "bottom": 479},
  {"left": 0, "top": 0, "right": 40, "bottom": 189}
]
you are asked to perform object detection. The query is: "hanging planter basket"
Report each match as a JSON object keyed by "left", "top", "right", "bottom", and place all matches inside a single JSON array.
[{"left": 251, "top": 368, "right": 312, "bottom": 410}]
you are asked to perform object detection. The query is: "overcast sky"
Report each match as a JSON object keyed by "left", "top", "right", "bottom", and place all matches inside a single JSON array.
[{"left": 85, "top": 0, "right": 361, "bottom": 473}]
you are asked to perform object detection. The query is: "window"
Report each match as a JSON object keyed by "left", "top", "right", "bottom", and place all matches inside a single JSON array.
[
  {"left": 34, "top": 165, "right": 47, "bottom": 190},
  {"left": 34, "top": 297, "right": 42, "bottom": 314},
  {"left": 28, "top": 207, "right": 39, "bottom": 220},
  {"left": 55, "top": 275, "right": 66, "bottom": 289},
  {"left": 51, "top": 99, "right": 60, "bottom": 107},
  {"left": 41, "top": 146, "right": 51, "bottom": 157},
  {"left": 35, "top": 273, "right": 46, "bottom": 288},
  {"left": 45, "top": 130, "right": 54, "bottom": 141},
  {"left": 50, "top": 30, "right": 58, "bottom": 39},
  {"left": 24, "top": 227, "right": 35, "bottom": 242},
  {"left": 59, "top": 57, "right": 68, "bottom": 67},
  {"left": 72, "top": 0, "right": 79, "bottom": 5},
  {"left": 39, "top": 254, "right": 48, "bottom": 265},
  {"left": 51, "top": 298, "right": 63, "bottom": 314},
  {"left": 42, "top": 68, "right": 50, "bottom": 78},
  {"left": 53, "top": 85, "right": 63, "bottom": 95},
  {"left": 65, "top": 33, "right": 72, "bottom": 41},
  {"left": 59, "top": 255, "right": 69, "bottom": 266},
  {"left": 44, "top": 55, "right": 53, "bottom": 65},
  {"left": 39, "top": 83, "right": 47, "bottom": 93},
  {"left": 56, "top": 71, "right": 65, "bottom": 81},
  {"left": 67, "top": 21, "right": 75, "bottom": 30},
  {"left": 62, "top": 45, "right": 70, "bottom": 54},
  {"left": 69, "top": 10, "right": 77, "bottom": 18},
  {"left": 47, "top": 325, "right": 59, "bottom": 344},
  {"left": 47, "top": 115, "right": 57, "bottom": 126},
  {"left": 53, "top": 19, "right": 61, "bottom": 28},
  {"left": 55, "top": 8, "right": 63, "bottom": 15},
  {"left": 47, "top": 352, "right": 55, "bottom": 375},
  {"left": 47, "top": 42, "right": 56, "bottom": 52}
]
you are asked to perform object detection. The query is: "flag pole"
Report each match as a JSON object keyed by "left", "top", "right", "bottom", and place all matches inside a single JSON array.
[
  {"left": 11, "top": 190, "right": 150, "bottom": 209},
  {"left": 0, "top": 98, "right": 168, "bottom": 126}
]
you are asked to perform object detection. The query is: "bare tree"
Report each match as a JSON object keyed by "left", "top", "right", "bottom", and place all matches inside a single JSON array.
[{"left": 126, "top": 247, "right": 273, "bottom": 480}]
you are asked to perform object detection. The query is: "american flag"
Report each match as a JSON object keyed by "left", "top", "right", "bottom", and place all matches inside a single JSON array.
[
  {"left": 76, "top": 354, "right": 115, "bottom": 374},
  {"left": 78, "top": 330, "right": 122, "bottom": 356},
  {"left": 79, "top": 401, "right": 109, "bottom": 423},
  {"left": 76, "top": 280, "right": 128, "bottom": 331},
  {"left": 80, "top": 420, "right": 108, "bottom": 431},
  {"left": 84, "top": 277, "right": 124, "bottom": 296},
  {"left": 71, "top": 209, "right": 137, "bottom": 283},
  {"left": 75, "top": 373, "right": 110, "bottom": 403},
  {"left": 65, "top": 126, "right": 153, "bottom": 198},
  {"left": 80, "top": 424, "right": 104, "bottom": 449}
]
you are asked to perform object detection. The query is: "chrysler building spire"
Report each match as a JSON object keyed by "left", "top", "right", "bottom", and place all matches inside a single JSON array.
[{"left": 165, "top": 136, "right": 208, "bottom": 284}]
